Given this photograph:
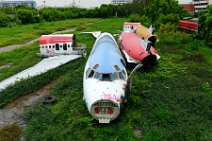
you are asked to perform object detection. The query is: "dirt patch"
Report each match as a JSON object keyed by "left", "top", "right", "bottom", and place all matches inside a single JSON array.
[
  {"left": 0, "top": 63, "right": 12, "bottom": 70},
  {"left": 134, "top": 127, "right": 143, "bottom": 138},
  {"left": 0, "top": 81, "right": 55, "bottom": 128}
]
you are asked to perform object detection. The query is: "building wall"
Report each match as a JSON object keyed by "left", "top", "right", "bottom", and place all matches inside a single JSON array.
[
  {"left": 0, "top": 0, "right": 37, "bottom": 8},
  {"left": 111, "top": 0, "right": 133, "bottom": 5},
  {"left": 193, "top": 0, "right": 211, "bottom": 12}
]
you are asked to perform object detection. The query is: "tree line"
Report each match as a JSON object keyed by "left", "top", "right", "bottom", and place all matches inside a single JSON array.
[{"left": 0, "top": 0, "right": 211, "bottom": 47}]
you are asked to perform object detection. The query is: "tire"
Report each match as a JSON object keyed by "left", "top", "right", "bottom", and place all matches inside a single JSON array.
[{"left": 43, "top": 95, "right": 57, "bottom": 104}]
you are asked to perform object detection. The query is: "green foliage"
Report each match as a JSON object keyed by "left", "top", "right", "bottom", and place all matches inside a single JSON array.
[
  {"left": 197, "top": 5, "right": 212, "bottom": 47},
  {"left": 0, "top": 11, "right": 9, "bottom": 27},
  {"left": 140, "top": 15, "right": 151, "bottom": 27},
  {"left": 16, "top": 8, "right": 39, "bottom": 24},
  {"left": 0, "top": 6, "right": 15, "bottom": 14},
  {"left": 129, "top": 14, "right": 140, "bottom": 22},
  {"left": 158, "top": 23, "right": 176, "bottom": 34},
  {"left": 155, "top": 14, "right": 180, "bottom": 29},
  {"left": 145, "top": 0, "right": 188, "bottom": 23},
  {"left": 0, "top": 18, "right": 100, "bottom": 47},
  {"left": 39, "top": 8, "right": 63, "bottom": 22}
]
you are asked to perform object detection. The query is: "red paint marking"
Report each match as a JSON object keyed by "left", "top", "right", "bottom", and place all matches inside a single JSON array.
[
  {"left": 46, "top": 49, "right": 55, "bottom": 54},
  {"left": 101, "top": 92, "right": 118, "bottom": 101}
]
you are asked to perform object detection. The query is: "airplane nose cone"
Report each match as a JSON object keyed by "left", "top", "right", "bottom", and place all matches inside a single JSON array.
[{"left": 90, "top": 100, "right": 120, "bottom": 123}]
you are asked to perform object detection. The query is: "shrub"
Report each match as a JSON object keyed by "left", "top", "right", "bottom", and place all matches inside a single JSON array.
[
  {"left": 16, "top": 8, "right": 38, "bottom": 24},
  {"left": 158, "top": 23, "right": 176, "bottom": 34},
  {"left": 140, "top": 15, "right": 151, "bottom": 27},
  {"left": 39, "top": 8, "right": 62, "bottom": 22},
  {"left": 129, "top": 14, "right": 140, "bottom": 22},
  {"left": 0, "top": 11, "right": 9, "bottom": 27}
]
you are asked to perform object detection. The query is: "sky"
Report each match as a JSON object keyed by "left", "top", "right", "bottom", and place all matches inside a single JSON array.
[{"left": 34, "top": 0, "right": 193, "bottom": 8}]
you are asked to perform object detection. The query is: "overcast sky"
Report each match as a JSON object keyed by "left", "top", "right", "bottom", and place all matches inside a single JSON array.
[{"left": 34, "top": 0, "right": 193, "bottom": 8}]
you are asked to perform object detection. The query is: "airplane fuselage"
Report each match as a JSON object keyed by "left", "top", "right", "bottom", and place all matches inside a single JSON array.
[{"left": 83, "top": 33, "right": 128, "bottom": 123}]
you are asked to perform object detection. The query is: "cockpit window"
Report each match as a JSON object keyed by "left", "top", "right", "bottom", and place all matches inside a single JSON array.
[
  {"left": 88, "top": 70, "right": 95, "bottom": 78},
  {"left": 110, "top": 73, "right": 118, "bottom": 80},
  {"left": 94, "top": 72, "right": 102, "bottom": 79},
  {"left": 86, "top": 65, "right": 126, "bottom": 81},
  {"left": 118, "top": 70, "right": 126, "bottom": 80},
  {"left": 114, "top": 65, "right": 120, "bottom": 71},
  {"left": 102, "top": 74, "right": 110, "bottom": 81}
]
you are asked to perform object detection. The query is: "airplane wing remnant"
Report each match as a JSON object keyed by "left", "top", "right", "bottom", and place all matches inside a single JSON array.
[{"left": 0, "top": 55, "right": 81, "bottom": 92}]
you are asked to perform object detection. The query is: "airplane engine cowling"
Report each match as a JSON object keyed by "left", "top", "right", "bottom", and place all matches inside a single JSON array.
[{"left": 90, "top": 100, "right": 120, "bottom": 123}]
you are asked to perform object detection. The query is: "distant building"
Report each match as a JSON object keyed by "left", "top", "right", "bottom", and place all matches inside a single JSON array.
[
  {"left": 179, "top": 4, "right": 195, "bottom": 13},
  {"left": 111, "top": 0, "right": 133, "bottom": 5},
  {"left": 0, "top": 0, "right": 37, "bottom": 8},
  {"left": 193, "top": 0, "right": 212, "bottom": 12}
]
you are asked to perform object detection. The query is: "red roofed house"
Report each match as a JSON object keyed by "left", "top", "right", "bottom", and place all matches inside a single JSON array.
[
  {"left": 39, "top": 34, "right": 76, "bottom": 56},
  {"left": 179, "top": 4, "right": 195, "bottom": 13}
]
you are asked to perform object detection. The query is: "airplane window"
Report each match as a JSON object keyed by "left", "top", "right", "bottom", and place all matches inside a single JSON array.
[
  {"left": 118, "top": 71, "right": 126, "bottom": 80},
  {"left": 88, "top": 70, "right": 95, "bottom": 78},
  {"left": 120, "top": 59, "right": 126, "bottom": 67},
  {"left": 63, "top": 43, "right": 67, "bottom": 50},
  {"left": 94, "top": 72, "right": 102, "bottom": 79},
  {"left": 45, "top": 45, "right": 47, "bottom": 48},
  {"left": 60, "top": 45, "right": 62, "bottom": 48},
  {"left": 52, "top": 45, "right": 55, "bottom": 48},
  {"left": 102, "top": 74, "right": 110, "bottom": 81},
  {"left": 110, "top": 73, "right": 118, "bottom": 81},
  {"left": 56, "top": 44, "right": 59, "bottom": 50},
  {"left": 114, "top": 65, "right": 120, "bottom": 71},
  {"left": 49, "top": 45, "right": 51, "bottom": 48}
]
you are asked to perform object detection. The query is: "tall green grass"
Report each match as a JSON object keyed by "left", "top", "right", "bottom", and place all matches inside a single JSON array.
[{"left": 0, "top": 18, "right": 100, "bottom": 47}]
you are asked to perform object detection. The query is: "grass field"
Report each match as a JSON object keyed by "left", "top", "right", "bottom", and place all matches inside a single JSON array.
[
  {"left": 0, "top": 18, "right": 100, "bottom": 47},
  {"left": 0, "top": 18, "right": 212, "bottom": 141}
]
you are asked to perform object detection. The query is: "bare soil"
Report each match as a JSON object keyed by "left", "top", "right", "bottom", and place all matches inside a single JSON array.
[{"left": 0, "top": 81, "right": 55, "bottom": 128}]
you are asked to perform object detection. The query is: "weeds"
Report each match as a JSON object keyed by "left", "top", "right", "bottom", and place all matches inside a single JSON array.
[{"left": 0, "top": 124, "right": 21, "bottom": 141}]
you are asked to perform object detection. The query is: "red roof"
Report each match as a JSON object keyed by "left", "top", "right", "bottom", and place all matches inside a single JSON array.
[
  {"left": 39, "top": 35, "right": 74, "bottom": 44},
  {"left": 179, "top": 4, "right": 195, "bottom": 12}
]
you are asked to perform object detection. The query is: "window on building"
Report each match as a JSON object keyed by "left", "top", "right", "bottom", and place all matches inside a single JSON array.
[
  {"left": 56, "top": 44, "right": 59, "bottom": 50},
  {"left": 63, "top": 43, "right": 67, "bottom": 50}
]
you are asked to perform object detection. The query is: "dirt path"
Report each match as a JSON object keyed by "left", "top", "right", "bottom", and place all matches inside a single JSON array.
[
  {"left": 0, "top": 28, "right": 76, "bottom": 53},
  {"left": 0, "top": 81, "right": 55, "bottom": 128}
]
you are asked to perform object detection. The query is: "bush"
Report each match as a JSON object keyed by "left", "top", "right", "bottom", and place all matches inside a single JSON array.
[
  {"left": 40, "top": 8, "right": 63, "bottom": 22},
  {"left": 196, "top": 5, "right": 212, "bottom": 47},
  {"left": 0, "top": 11, "right": 9, "bottom": 27},
  {"left": 129, "top": 14, "right": 140, "bottom": 22},
  {"left": 155, "top": 14, "right": 180, "bottom": 29},
  {"left": 140, "top": 15, "right": 151, "bottom": 27},
  {"left": 158, "top": 23, "right": 176, "bottom": 34},
  {"left": 16, "top": 8, "right": 39, "bottom": 24}
]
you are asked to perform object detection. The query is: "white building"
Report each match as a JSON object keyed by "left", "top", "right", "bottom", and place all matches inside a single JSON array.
[
  {"left": 111, "top": 0, "right": 133, "bottom": 5},
  {"left": 193, "top": 0, "right": 212, "bottom": 12}
]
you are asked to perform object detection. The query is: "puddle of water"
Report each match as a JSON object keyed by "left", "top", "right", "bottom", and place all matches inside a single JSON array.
[{"left": 0, "top": 81, "right": 54, "bottom": 128}]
